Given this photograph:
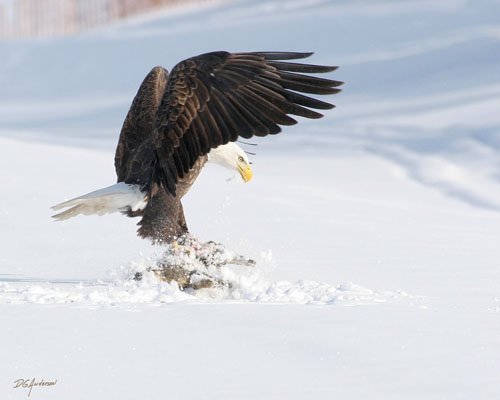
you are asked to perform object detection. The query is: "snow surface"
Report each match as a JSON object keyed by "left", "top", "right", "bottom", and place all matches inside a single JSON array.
[{"left": 1, "top": 0, "right": 500, "bottom": 399}]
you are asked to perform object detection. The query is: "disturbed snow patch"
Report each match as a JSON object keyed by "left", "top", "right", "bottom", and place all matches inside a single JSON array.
[{"left": 0, "top": 251, "right": 411, "bottom": 306}]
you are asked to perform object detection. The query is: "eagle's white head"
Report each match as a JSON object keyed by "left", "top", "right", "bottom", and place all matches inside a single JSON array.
[{"left": 208, "top": 142, "right": 253, "bottom": 182}]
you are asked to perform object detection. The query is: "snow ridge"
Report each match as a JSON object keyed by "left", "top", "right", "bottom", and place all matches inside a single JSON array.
[{"left": 0, "top": 254, "right": 411, "bottom": 306}]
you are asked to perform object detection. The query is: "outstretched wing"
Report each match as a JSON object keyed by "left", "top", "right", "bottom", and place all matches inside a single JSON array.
[{"left": 153, "top": 51, "right": 342, "bottom": 195}]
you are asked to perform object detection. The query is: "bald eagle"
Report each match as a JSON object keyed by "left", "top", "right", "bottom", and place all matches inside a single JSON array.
[{"left": 52, "top": 51, "right": 341, "bottom": 244}]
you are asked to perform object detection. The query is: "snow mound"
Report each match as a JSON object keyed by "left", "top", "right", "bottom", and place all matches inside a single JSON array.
[{"left": 0, "top": 252, "right": 411, "bottom": 306}]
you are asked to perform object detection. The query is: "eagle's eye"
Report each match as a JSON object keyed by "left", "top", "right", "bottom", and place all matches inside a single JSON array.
[{"left": 238, "top": 156, "right": 244, "bottom": 162}]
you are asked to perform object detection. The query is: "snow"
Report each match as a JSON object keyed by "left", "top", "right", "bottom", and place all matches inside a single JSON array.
[
  {"left": 1, "top": 0, "right": 500, "bottom": 399},
  {"left": 0, "top": 264, "right": 402, "bottom": 306}
]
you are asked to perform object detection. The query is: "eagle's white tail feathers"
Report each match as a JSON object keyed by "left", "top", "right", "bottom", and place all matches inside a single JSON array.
[{"left": 51, "top": 182, "right": 148, "bottom": 221}]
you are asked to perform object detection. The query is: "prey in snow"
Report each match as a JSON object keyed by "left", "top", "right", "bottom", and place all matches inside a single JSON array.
[{"left": 52, "top": 51, "right": 341, "bottom": 287}]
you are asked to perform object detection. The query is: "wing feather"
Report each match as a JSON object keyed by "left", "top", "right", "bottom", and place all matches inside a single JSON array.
[
  {"left": 226, "top": 91, "right": 276, "bottom": 136},
  {"left": 248, "top": 82, "right": 324, "bottom": 118},
  {"left": 249, "top": 51, "right": 314, "bottom": 60},
  {"left": 240, "top": 86, "right": 298, "bottom": 125},
  {"left": 206, "top": 100, "right": 231, "bottom": 143},
  {"left": 267, "top": 61, "right": 339, "bottom": 73}
]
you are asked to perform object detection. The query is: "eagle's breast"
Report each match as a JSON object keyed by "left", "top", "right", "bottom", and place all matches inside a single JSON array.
[{"left": 176, "top": 155, "right": 208, "bottom": 198}]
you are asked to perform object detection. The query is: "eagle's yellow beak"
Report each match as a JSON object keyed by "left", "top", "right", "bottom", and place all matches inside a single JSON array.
[{"left": 238, "top": 164, "right": 253, "bottom": 182}]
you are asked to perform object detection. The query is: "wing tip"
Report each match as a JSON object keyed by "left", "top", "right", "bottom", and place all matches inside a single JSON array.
[{"left": 325, "top": 65, "right": 339, "bottom": 72}]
